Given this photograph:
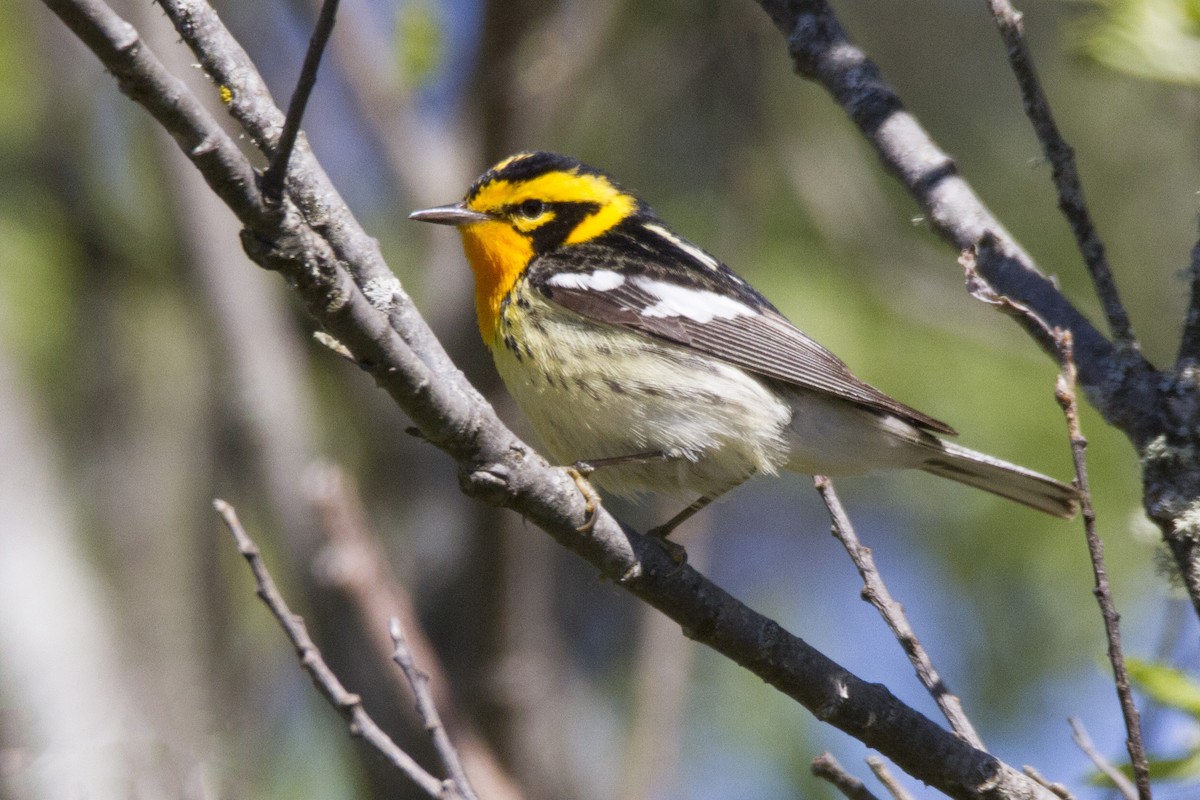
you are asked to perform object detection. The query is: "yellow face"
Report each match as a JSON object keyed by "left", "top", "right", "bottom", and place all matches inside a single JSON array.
[{"left": 453, "top": 153, "right": 637, "bottom": 343}]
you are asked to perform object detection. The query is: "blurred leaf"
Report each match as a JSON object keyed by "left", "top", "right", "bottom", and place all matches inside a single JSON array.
[
  {"left": 1085, "top": 658, "right": 1200, "bottom": 787},
  {"left": 1127, "top": 657, "right": 1200, "bottom": 718},
  {"left": 1071, "top": 0, "right": 1200, "bottom": 85},
  {"left": 396, "top": 1, "right": 442, "bottom": 88},
  {"left": 1089, "top": 749, "right": 1200, "bottom": 785},
  {"left": 0, "top": 0, "right": 40, "bottom": 151},
  {"left": 1145, "top": 751, "right": 1200, "bottom": 781}
]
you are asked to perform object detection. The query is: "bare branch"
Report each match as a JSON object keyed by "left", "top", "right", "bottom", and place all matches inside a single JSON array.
[
  {"left": 813, "top": 476, "right": 985, "bottom": 750},
  {"left": 305, "top": 466, "right": 524, "bottom": 800},
  {"left": 959, "top": 252, "right": 1151, "bottom": 799},
  {"left": 812, "top": 752, "right": 881, "bottom": 800},
  {"left": 758, "top": 0, "right": 1200, "bottom": 637},
  {"left": 1178, "top": 235, "right": 1200, "bottom": 369},
  {"left": 154, "top": 0, "right": 460, "bottom": 377},
  {"left": 1053, "top": 338, "right": 1151, "bottom": 800},
  {"left": 261, "top": 0, "right": 341, "bottom": 203},
  {"left": 390, "top": 619, "right": 478, "bottom": 800},
  {"left": 1068, "top": 717, "right": 1137, "bottom": 800},
  {"left": 41, "top": 0, "right": 264, "bottom": 224},
  {"left": 752, "top": 0, "right": 1158, "bottom": 444},
  {"left": 1022, "top": 766, "right": 1076, "bottom": 800},
  {"left": 866, "top": 755, "right": 915, "bottom": 800},
  {"left": 212, "top": 500, "right": 455, "bottom": 799},
  {"left": 984, "top": 0, "right": 1134, "bottom": 347}
]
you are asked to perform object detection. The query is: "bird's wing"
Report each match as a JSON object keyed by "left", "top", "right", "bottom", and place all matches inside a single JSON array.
[{"left": 528, "top": 228, "right": 957, "bottom": 436}]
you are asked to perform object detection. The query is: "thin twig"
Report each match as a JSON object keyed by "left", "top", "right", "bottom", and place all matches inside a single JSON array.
[
  {"left": 1023, "top": 766, "right": 1076, "bottom": 800},
  {"left": 1177, "top": 235, "right": 1200, "bottom": 369},
  {"left": 753, "top": 0, "right": 1144, "bottom": 416},
  {"left": 305, "top": 465, "right": 522, "bottom": 800},
  {"left": 961, "top": 252, "right": 1150, "bottom": 799},
  {"left": 261, "top": 0, "right": 341, "bottom": 203},
  {"left": 212, "top": 499, "right": 457, "bottom": 800},
  {"left": 41, "top": 0, "right": 265, "bottom": 223},
  {"left": 984, "top": 0, "right": 1134, "bottom": 347},
  {"left": 1069, "top": 717, "right": 1137, "bottom": 800},
  {"left": 813, "top": 476, "right": 985, "bottom": 751},
  {"left": 389, "top": 618, "right": 478, "bottom": 800},
  {"left": 1053, "top": 337, "right": 1152, "bottom": 800},
  {"left": 811, "top": 753, "right": 882, "bottom": 800},
  {"left": 866, "top": 755, "right": 915, "bottom": 800}
]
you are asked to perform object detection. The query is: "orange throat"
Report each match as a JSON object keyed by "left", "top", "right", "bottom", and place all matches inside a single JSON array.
[{"left": 459, "top": 220, "right": 533, "bottom": 346}]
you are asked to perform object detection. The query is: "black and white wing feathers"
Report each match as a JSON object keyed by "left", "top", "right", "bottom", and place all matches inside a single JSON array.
[{"left": 528, "top": 222, "right": 957, "bottom": 436}]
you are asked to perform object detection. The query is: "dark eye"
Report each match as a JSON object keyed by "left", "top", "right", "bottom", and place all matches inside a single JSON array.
[{"left": 517, "top": 199, "right": 545, "bottom": 219}]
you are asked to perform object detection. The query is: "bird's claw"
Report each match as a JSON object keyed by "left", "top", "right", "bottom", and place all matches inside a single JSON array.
[{"left": 568, "top": 467, "right": 601, "bottom": 533}]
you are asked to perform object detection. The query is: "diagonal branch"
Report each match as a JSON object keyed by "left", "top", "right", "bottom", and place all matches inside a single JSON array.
[
  {"left": 213, "top": 500, "right": 456, "bottom": 799},
  {"left": 1069, "top": 717, "right": 1137, "bottom": 800},
  {"left": 812, "top": 752, "right": 882, "bottom": 800},
  {"left": 961, "top": 251, "right": 1151, "bottom": 799},
  {"left": 44, "top": 1, "right": 1062, "bottom": 796},
  {"left": 1178, "top": 235, "right": 1200, "bottom": 369},
  {"left": 752, "top": 0, "right": 1159, "bottom": 445},
  {"left": 814, "top": 476, "right": 984, "bottom": 750},
  {"left": 390, "top": 619, "right": 479, "bottom": 800},
  {"left": 153, "top": 0, "right": 458, "bottom": 378},
  {"left": 261, "top": 0, "right": 342, "bottom": 203},
  {"left": 866, "top": 756, "right": 915, "bottom": 800},
  {"left": 43, "top": 0, "right": 264, "bottom": 225},
  {"left": 985, "top": 0, "right": 1135, "bottom": 348},
  {"left": 1052, "top": 336, "right": 1151, "bottom": 800}
]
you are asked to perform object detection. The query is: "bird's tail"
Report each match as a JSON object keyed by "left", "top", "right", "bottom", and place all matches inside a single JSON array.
[{"left": 919, "top": 439, "right": 1078, "bottom": 519}]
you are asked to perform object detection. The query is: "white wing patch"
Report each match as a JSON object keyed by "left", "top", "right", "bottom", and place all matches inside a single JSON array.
[
  {"left": 643, "top": 223, "right": 722, "bottom": 272},
  {"left": 545, "top": 269, "right": 626, "bottom": 291},
  {"left": 633, "top": 277, "right": 756, "bottom": 323}
]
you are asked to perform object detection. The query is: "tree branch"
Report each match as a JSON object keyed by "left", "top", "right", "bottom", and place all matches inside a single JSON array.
[
  {"left": 960, "top": 252, "right": 1151, "bottom": 799},
  {"left": 752, "top": 0, "right": 1159, "bottom": 444},
  {"left": 755, "top": 0, "right": 1200, "bottom": 628},
  {"left": 814, "top": 476, "right": 984, "bottom": 750},
  {"left": 812, "top": 752, "right": 882, "bottom": 800},
  {"left": 260, "top": 0, "right": 341, "bottom": 203},
  {"left": 42, "top": 1, "right": 1066, "bottom": 796},
  {"left": 866, "top": 755, "right": 915, "bottom": 800},
  {"left": 1178, "top": 235, "right": 1200, "bottom": 369},
  {"left": 1022, "top": 766, "right": 1075, "bottom": 800},
  {"left": 1068, "top": 717, "right": 1137, "bottom": 800},
  {"left": 1052, "top": 336, "right": 1151, "bottom": 800},
  {"left": 390, "top": 619, "right": 478, "bottom": 800},
  {"left": 984, "top": 0, "right": 1134, "bottom": 347},
  {"left": 42, "top": 0, "right": 264, "bottom": 224},
  {"left": 153, "top": 0, "right": 458, "bottom": 377},
  {"left": 304, "top": 465, "right": 524, "bottom": 800},
  {"left": 213, "top": 500, "right": 458, "bottom": 799}
]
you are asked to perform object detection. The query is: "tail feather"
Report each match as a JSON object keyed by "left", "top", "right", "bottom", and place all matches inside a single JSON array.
[{"left": 920, "top": 439, "right": 1078, "bottom": 519}]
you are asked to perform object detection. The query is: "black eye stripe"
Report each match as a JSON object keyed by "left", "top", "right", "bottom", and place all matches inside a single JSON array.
[
  {"left": 518, "top": 199, "right": 545, "bottom": 219},
  {"left": 517, "top": 200, "right": 603, "bottom": 253}
]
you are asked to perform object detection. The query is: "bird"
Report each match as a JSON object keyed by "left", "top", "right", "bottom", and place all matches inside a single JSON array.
[{"left": 409, "top": 151, "right": 1078, "bottom": 539}]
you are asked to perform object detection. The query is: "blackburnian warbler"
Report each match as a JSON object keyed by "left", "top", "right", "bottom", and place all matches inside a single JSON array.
[{"left": 411, "top": 151, "right": 1078, "bottom": 537}]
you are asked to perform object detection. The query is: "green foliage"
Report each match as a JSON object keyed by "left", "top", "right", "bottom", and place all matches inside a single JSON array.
[
  {"left": 1089, "top": 659, "right": 1200, "bottom": 786},
  {"left": 1127, "top": 658, "right": 1200, "bottom": 717},
  {"left": 1073, "top": 0, "right": 1200, "bottom": 84},
  {"left": 395, "top": 1, "right": 442, "bottom": 89}
]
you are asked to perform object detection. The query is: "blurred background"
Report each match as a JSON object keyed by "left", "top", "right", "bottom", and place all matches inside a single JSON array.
[{"left": 2, "top": 0, "right": 1198, "bottom": 797}]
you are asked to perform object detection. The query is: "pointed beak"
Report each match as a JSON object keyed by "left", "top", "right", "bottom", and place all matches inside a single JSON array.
[{"left": 408, "top": 203, "right": 491, "bottom": 226}]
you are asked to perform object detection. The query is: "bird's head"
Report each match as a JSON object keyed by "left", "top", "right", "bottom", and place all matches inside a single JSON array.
[{"left": 410, "top": 152, "right": 641, "bottom": 339}]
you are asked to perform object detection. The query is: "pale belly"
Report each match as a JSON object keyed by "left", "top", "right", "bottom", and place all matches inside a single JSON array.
[
  {"left": 491, "top": 300, "right": 794, "bottom": 500},
  {"left": 490, "top": 291, "right": 931, "bottom": 501}
]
